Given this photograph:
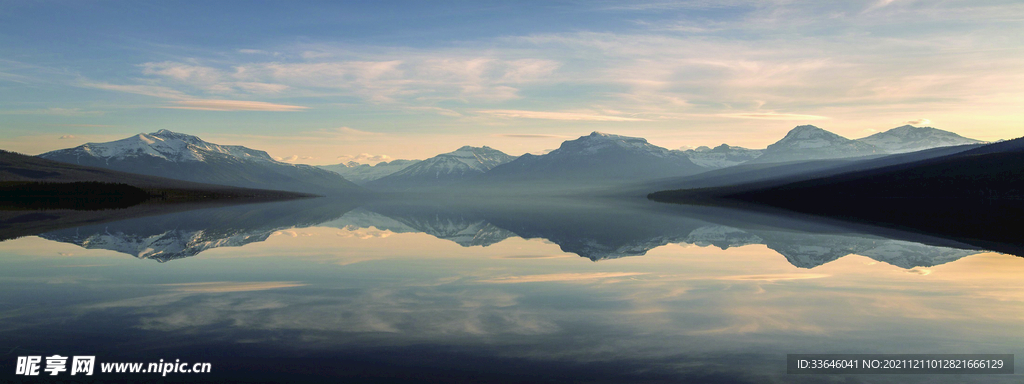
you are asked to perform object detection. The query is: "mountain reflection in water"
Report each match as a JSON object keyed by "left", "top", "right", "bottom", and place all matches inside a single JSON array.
[
  {"left": 2, "top": 197, "right": 1022, "bottom": 383},
  {"left": 31, "top": 197, "right": 998, "bottom": 269}
]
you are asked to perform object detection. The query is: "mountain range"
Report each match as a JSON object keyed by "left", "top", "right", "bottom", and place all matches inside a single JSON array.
[
  {"left": 317, "top": 159, "right": 420, "bottom": 185},
  {"left": 367, "top": 146, "right": 516, "bottom": 190},
  {"left": 28, "top": 196, "right": 996, "bottom": 269},
  {"left": 745, "top": 125, "right": 882, "bottom": 164},
  {"left": 38, "top": 130, "right": 360, "bottom": 195},
  {"left": 472, "top": 132, "right": 705, "bottom": 191},
  {"left": 857, "top": 125, "right": 982, "bottom": 153},
  {"left": 680, "top": 144, "right": 763, "bottom": 169},
  {"left": 649, "top": 136, "right": 1024, "bottom": 254},
  {"left": 27, "top": 124, "right": 985, "bottom": 196}
]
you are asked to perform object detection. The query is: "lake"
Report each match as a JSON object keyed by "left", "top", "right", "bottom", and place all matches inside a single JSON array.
[{"left": 1, "top": 197, "right": 1021, "bottom": 383}]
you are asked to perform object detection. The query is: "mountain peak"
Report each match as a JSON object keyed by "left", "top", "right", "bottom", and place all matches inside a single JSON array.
[
  {"left": 777, "top": 125, "right": 844, "bottom": 142},
  {"left": 149, "top": 129, "right": 202, "bottom": 141},
  {"left": 746, "top": 125, "right": 877, "bottom": 164},
  {"left": 786, "top": 124, "right": 826, "bottom": 135},
  {"left": 448, "top": 145, "right": 501, "bottom": 156},
  {"left": 584, "top": 131, "right": 648, "bottom": 143},
  {"left": 857, "top": 125, "right": 982, "bottom": 153},
  {"left": 37, "top": 131, "right": 359, "bottom": 194}
]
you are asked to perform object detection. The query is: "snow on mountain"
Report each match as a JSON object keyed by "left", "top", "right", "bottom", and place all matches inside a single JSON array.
[
  {"left": 41, "top": 227, "right": 277, "bottom": 262},
  {"left": 37, "top": 198, "right": 357, "bottom": 262},
  {"left": 479, "top": 132, "right": 705, "bottom": 187},
  {"left": 52, "top": 129, "right": 276, "bottom": 163},
  {"left": 38, "top": 130, "right": 359, "bottom": 195},
  {"left": 680, "top": 144, "right": 763, "bottom": 169},
  {"left": 323, "top": 207, "right": 515, "bottom": 247},
  {"left": 318, "top": 159, "right": 420, "bottom": 185},
  {"left": 856, "top": 125, "right": 983, "bottom": 153},
  {"left": 747, "top": 125, "right": 881, "bottom": 164},
  {"left": 367, "top": 146, "right": 516, "bottom": 189},
  {"left": 685, "top": 225, "right": 763, "bottom": 249}
]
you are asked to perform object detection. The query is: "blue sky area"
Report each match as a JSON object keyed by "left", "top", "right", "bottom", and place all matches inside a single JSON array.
[{"left": 1, "top": 0, "right": 1021, "bottom": 164}]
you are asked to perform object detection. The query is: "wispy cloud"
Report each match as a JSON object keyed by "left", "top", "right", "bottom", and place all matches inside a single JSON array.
[
  {"left": 903, "top": 118, "right": 931, "bottom": 126},
  {"left": 479, "top": 272, "right": 647, "bottom": 284},
  {"left": 53, "top": 124, "right": 117, "bottom": 127},
  {"left": 162, "top": 281, "right": 306, "bottom": 293},
  {"left": 479, "top": 109, "right": 652, "bottom": 121},
  {"left": 273, "top": 155, "right": 317, "bottom": 163},
  {"left": 717, "top": 112, "right": 829, "bottom": 120},
  {"left": 80, "top": 81, "right": 190, "bottom": 99},
  {"left": 864, "top": 0, "right": 900, "bottom": 13},
  {"left": 493, "top": 134, "right": 574, "bottom": 139},
  {"left": 58, "top": 134, "right": 76, "bottom": 139},
  {"left": 330, "top": 127, "right": 383, "bottom": 136},
  {"left": 1, "top": 107, "right": 104, "bottom": 116},
  {"left": 166, "top": 99, "right": 308, "bottom": 111},
  {"left": 716, "top": 274, "right": 830, "bottom": 282},
  {"left": 335, "top": 153, "right": 395, "bottom": 164}
]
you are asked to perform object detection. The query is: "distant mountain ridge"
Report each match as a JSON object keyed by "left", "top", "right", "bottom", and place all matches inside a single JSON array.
[
  {"left": 680, "top": 144, "right": 762, "bottom": 169},
  {"left": 318, "top": 159, "right": 420, "bottom": 185},
  {"left": 39, "top": 130, "right": 360, "bottom": 195},
  {"left": 367, "top": 146, "right": 516, "bottom": 190},
  {"left": 746, "top": 125, "right": 881, "bottom": 164},
  {"left": 857, "top": 125, "right": 983, "bottom": 153},
  {"left": 475, "top": 132, "right": 705, "bottom": 190}
]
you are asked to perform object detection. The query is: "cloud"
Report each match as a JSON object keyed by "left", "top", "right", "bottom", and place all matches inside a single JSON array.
[
  {"left": 161, "top": 281, "right": 306, "bottom": 293},
  {"left": 80, "top": 81, "right": 189, "bottom": 99},
  {"left": 903, "top": 118, "right": 931, "bottom": 126},
  {"left": 330, "top": 127, "right": 383, "bottom": 136},
  {"left": 237, "top": 49, "right": 275, "bottom": 55},
  {"left": 716, "top": 274, "right": 830, "bottom": 282},
  {"left": 166, "top": 99, "right": 308, "bottom": 111},
  {"left": 717, "top": 112, "right": 829, "bottom": 120},
  {"left": 335, "top": 153, "right": 394, "bottom": 164},
  {"left": 405, "top": 106, "right": 463, "bottom": 117},
  {"left": 491, "top": 254, "right": 571, "bottom": 260},
  {"left": 494, "top": 134, "right": 574, "bottom": 139},
  {"left": 479, "top": 110, "right": 652, "bottom": 121},
  {"left": 58, "top": 135, "right": 75, "bottom": 139},
  {"left": 478, "top": 272, "right": 647, "bottom": 284},
  {"left": 141, "top": 62, "right": 289, "bottom": 95},
  {"left": 1, "top": 107, "right": 104, "bottom": 116},
  {"left": 906, "top": 268, "right": 932, "bottom": 276},
  {"left": 274, "top": 155, "right": 317, "bottom": 163},
  {"left": 864, "top": 0, "right": 899, "bottom": 13}
]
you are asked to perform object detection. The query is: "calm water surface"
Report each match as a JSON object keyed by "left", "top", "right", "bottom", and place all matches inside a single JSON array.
[{"left": 1, "top": 197, "right": 1021, "bottom": 383}]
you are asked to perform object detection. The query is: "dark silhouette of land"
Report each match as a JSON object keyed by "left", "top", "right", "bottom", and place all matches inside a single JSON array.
[
  {"left": 649, "top": 137, "right": 1024, "bottom": 256},
  {"left": 1, "top": 149, "right": 314, "bottom": 206}
]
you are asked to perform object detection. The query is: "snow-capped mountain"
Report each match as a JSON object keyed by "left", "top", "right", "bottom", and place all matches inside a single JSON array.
[
  {"left": 856, "top": 125, "right": 983, "bottom": 153},
  {"left": 684, "top": 225, "right": 763, "bottom": 249},
  {"left": 38, "top": 197, "right": 357, "bottom": 262},
  {"left": 478, "top": 132, "right": 705, "bottom": 188},
  {"left": 681, "top": 225, "right": 980, "bottom": 269},
  {"left": 747, "top": 125, "right": 881, "bottom": 164},
  {"left": 318, "top": 159, "right": 420, "bottom": 185},
  {"left": 41, "top": 227, "right": 278, "bottom": 262},
  {"left": 323, "top": 207, "right": 515, "bottom": 247},
  {"left": 680, "top": 144, "right": 763, "bottom": 169},
  {"left": 38, "top": 130, "right": 359, "bottom": 195},
  {"left": 367, "top": 146, "right": 516, "bottom": 190}
]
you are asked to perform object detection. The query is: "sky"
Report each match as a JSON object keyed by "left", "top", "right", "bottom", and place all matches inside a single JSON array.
[{"left": 1, "top": 0, "right": 1022, "bottom": 165}]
